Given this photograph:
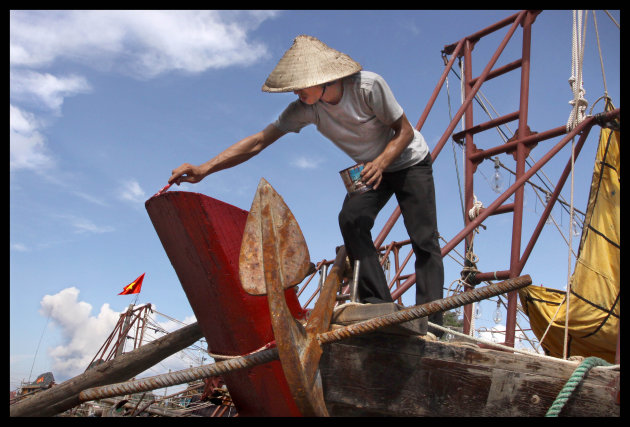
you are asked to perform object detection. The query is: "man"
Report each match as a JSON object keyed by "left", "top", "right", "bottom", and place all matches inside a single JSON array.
[{"left": 169, "top": 35, "right": 444, "bottom": 332}]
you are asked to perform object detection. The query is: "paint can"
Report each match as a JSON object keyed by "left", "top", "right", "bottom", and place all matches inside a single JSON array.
[{"left": 339, "top": 163, "right": 373, "bottom": 196}]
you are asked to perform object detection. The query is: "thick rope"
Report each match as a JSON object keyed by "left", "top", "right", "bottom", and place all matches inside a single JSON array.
[
  {"left": 468, "top": 195, "right": 484, "bottom": 222},
  {"left": 318, "top": 276, "right": 531, "bottom": 345},
  {"left": 79, "top": 347, "right": 279, "bottom": 402},
  {"left": 545, "top": 356, "right": 612, "bottom": 416},
  {"left": 80, "top": 277, "right": 532, "bottom": 402}
]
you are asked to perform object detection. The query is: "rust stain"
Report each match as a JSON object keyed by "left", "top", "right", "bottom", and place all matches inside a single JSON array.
[{"left": 240, "top": 178, "right": 310, "bottom": 295}]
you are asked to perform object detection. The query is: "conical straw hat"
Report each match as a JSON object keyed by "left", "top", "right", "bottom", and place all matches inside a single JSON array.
[{"left": 262, "top": 35, "right": 362, "bottom": 93}]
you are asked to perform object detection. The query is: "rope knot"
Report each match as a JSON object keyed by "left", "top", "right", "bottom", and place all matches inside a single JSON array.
[{"left": 468, "top": 197, "right": 483, "bottom": 221}]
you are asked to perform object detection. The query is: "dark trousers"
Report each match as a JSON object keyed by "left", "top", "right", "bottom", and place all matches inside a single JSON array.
[{"left": 338, "top": 154, "right": 444, "bottom": 327}]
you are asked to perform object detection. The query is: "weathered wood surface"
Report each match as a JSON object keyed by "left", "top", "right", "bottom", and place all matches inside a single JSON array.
[
  {"left": 10, "top": 322, "right": 202, "bottom": 417},
  {"left": 320, "top": 333, "right": 620, "bottom": 417}
]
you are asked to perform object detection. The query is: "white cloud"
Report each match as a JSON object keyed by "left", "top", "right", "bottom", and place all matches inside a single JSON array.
[
  {"left": 10, "top": 243, "right": 29, "bottom": 252},
  {"left": 54, "top": 214, "right": 115, "bottom": 234},
  {"left": 10, "top": 104, "right": 54, "bottom": 171},
  {"left": 119, "top": 180, "right": 147, "bottom": 204},
  {"left": 9, "top": 10, "right": 278, "bottom": 178},
  {"left": 10, "top": 10, "right": 277, "bottom": 78},
  {"left": 291, "top": 155, "right": 322, "bottom": 169},
  {"left": 10, "top": 70, "right": 92, "bottom": 113},
  {"left": 10, "top": 103, "right": 37, "bottom": 133},
  {"left": 71, "top": 217, "right": 115, "bottom": 234},
  {"left": 9, "top": 70, "right": 90, "bottom": 172},
  {"left": 39, "top": 287, "right": 121, "bottom": 378},
  {"left": 72, "top": 191, "right": 109, "bottom": 207},
  {"left": 38, "top": 289, "right": 202, "bottom": 381}
]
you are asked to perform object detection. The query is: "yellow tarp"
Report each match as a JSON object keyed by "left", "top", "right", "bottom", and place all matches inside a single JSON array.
[{"left": 519, "top": 102, "right": 620, "bottom": 363}]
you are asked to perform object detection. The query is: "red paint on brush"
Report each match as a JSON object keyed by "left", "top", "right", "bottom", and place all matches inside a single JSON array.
[{"left": 151, "top": 183, "right": 172, "bottom": 198}]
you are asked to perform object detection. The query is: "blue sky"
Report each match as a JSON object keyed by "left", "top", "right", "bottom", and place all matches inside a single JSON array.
[{"left": 10, "top": 10, "right": 620, "bottom": 391}]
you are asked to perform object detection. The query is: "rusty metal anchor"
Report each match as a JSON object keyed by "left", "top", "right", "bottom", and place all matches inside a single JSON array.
[
  {"left": 239, "top": 178, "right": 311, "bottom": 296},
  {"left": 237, "top": 179, "right": 538, "bottom": 416},
  {"left": 239, "top": 178, "right": 346, "bottom": 416}
]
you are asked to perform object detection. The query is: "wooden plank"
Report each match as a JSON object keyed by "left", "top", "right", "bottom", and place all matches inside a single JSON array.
[{"left": 320, "top": 333, "right": 619, "bottom": 417}]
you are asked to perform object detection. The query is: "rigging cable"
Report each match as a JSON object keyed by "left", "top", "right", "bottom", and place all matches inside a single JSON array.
[
  {"left": 27, "top": 308, "right": 52, "bottom": 383},
  {"left": 458, "top": 55, "right": 480, "bottom": 337},
  {"left": 446, "top": 49, "right": 583, "bottom": 237},
  {"left": 563, "top": 9, "right": 588, "bottom": 360},
  {"left": 443, "top": 52, "right": 466, "bottom": 227},
  {"left": 603, "top": 10, "right": 619, "bottom": 29},
  {"left": 592, "top": 10, "right": 609, "bottom": 99}
]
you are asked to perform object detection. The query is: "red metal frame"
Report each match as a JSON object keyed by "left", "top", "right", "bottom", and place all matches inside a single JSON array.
[
  {"left": 87, "top": 303, "right": 153, "bottom": 368},
  {"left": 300, "top": 10, "right": 620, "bottom": 349}
]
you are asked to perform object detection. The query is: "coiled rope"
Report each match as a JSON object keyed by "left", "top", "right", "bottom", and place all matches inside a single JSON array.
[{"left": 545, "top": 356, "right": 612, "bottom": 417}]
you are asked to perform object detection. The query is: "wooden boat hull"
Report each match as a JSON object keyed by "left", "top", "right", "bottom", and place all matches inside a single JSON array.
[
  {"left": 146, "top": 191, "right": 307, "bottom": 416},
  {"left": 146, "top": 191, "right": 619, "bottom": 417},
  {"left": 320, "top": 333, "right": 620, "bottom": 417}
]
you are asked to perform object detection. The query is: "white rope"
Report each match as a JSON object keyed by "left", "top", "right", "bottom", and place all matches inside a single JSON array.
[
  {"left": 461, "top": 193, "right": 482, "bottom": 339},
  {"left": 468, "top": 195, "right": 484, "bottom": 222},
  {"left": 566, "top": 10, "right": 589, "bottom": 132},
  {"left": 207, "top": 340, "right": 276, "bottom": 361}
]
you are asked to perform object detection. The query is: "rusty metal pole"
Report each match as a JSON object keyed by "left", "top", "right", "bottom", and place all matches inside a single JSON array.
[
  {"left": 390, "top": 110, "right": 619, "bottom": 303},
  {"left": 505, "top": 11, "right": 536, "bottom": 347},
  {"left": 462, "top": 38, "right": 475, "bottom": 336},
  {"left": 430, "top": 11, "right": 527, "bottom": 162},
  {"left": 415, "top": 38, "right": 465, "bottom": 134},
  {"left": 374, "top": 13, "right": 526, "bottom": 274}
]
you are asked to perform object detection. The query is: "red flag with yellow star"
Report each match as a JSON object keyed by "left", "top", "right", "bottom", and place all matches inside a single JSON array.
[{"left": 118, "top": 273, "right": 145, "bottom": 295}]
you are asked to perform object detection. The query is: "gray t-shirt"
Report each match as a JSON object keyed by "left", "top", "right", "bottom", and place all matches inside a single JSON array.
[{"left": 272, "top": 71, "right": 429, "bottom": 172}]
